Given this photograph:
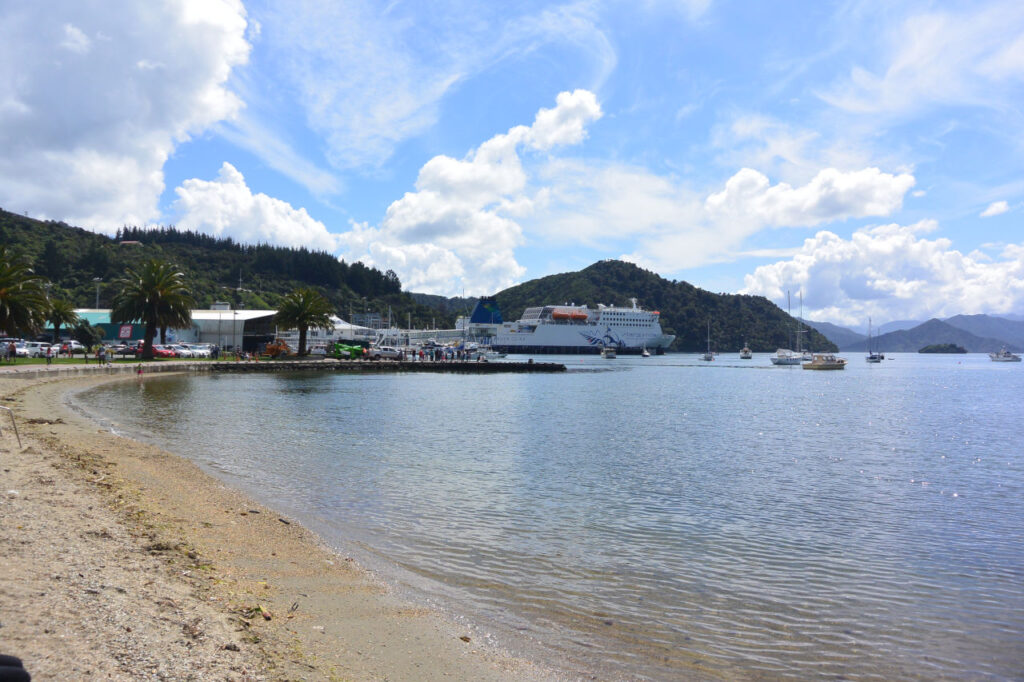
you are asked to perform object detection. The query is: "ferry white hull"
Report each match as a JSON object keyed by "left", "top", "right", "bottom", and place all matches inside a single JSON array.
[{"left": 491, "top": 301, "right": 674, "bottom": 355}]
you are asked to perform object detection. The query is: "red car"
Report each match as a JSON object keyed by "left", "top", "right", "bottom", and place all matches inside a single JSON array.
[{"left": 132, "top": 343, "right": 176, "bottom": 358}]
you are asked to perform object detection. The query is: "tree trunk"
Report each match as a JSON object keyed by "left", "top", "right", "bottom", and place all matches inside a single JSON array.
[
  {"left": 141, "top": 320, "right": 156, "bottom": 360},
  {"left": 160, "top": 326, "right": 167, "bottom": 344},
  {"left": 298, "top": 326, "right": 308, "bottom": 356}
]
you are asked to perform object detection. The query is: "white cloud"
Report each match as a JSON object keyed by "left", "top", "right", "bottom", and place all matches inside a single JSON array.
[
  {"left": 248, "top": 2, "right": 614, "bottom": 172},
  {"left": 705, "top": 167, "right": 915, "bottom": 228},
  {"left": 0, "top": 1, "right": 250, "bottom": 230},
  {"left": 59, "top": 23, "right": 91, "bottom": 54},
  {"left": 338, "top": 90, "right": 602, "bottom": 295},
  {"left": 822, "top": 3, "right": 1024, "bottom": 117},
  {"left": 740, "top": 221, "right": 1024, "bottom": 324},
  {"left": 981, "top": 200, "right": 1010, "bottom": 217},
  {"left": 173, "top": 163, "right": 339, "bottom": 253}
]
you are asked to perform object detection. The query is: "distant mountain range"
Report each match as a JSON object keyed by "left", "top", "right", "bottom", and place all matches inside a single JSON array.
[
  {"left": 805, "top": 316, "right": 1024, "bottom": 353},
  {"left": 799, "top": 319, "right": 865, "bottom": 348}
]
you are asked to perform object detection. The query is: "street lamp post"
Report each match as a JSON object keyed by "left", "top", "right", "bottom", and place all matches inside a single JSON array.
[{"left": 93, "top": 278, "right": 102, "bottom": 308}]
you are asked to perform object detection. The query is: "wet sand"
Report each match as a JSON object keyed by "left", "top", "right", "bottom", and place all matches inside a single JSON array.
[{"left": 0, "top": 368, "right": 562, "bottom": 681}]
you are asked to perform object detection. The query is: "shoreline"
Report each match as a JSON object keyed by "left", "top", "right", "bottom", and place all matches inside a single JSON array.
[{"left": 0, "top": 369, "right": 563, "bottom": 681}]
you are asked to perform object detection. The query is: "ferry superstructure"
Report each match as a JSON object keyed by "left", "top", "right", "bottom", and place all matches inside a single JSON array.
[{"left": 486, "top": 298, "right": 674, "bottom": 355}]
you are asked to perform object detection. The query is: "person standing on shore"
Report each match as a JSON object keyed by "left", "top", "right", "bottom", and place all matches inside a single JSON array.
[{"left": 46, "top": 345, "right": 53, "bottom": 366}]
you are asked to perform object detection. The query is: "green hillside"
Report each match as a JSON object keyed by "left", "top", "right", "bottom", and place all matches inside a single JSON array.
[
  {"left": 491, "top": 260, "right": 836, "bottom": 353},
  {"left": 0, "top": 208, "right": 451, "bottom": 328}
]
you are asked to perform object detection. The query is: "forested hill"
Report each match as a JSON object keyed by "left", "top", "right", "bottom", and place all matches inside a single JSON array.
[
  {"left": 0, "top": 208, "right": 449, "bottom": 327},
  {"left": 491, "top": 260, "right": 836, "bottom": 353}
]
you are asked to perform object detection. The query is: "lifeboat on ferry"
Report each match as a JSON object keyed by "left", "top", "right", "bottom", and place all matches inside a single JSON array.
[
  {"left": 570, "top": 311, "right": 589, "bottom": 321},
  {"left": 551, "top": 310, "right": 572, "bottom": 320}
]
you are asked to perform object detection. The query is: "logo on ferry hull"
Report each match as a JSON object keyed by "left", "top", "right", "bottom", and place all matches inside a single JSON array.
[{"left": 580, "top": 327, "right": 622, "bottom": 347}]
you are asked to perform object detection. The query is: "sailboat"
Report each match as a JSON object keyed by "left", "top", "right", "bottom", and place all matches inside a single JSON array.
[
  {"left": 771, "top": 291, "right": 801, "bottom": 365},
  {"left": 866, "top": 317, "right": 883, "bottom": 363},
  {"left": 797, "top": 291, "right": 812, "bottom": 361},
  {"left": 700, "top": 320, "right": 714, "bottom": 361},
  {"left": 739, "top": 341, "right": 752, "bottom": 359}
]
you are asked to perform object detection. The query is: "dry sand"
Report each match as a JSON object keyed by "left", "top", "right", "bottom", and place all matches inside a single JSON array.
[{"left": 0, "top": 368, "right": 565, "bottom": 681}]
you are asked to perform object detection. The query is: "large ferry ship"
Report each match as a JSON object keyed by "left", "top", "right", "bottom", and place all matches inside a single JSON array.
[{"left": 469, "top": 298, "right": 674, "bottom": 355}]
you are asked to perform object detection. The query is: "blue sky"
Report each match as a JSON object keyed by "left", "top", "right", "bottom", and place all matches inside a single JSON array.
[{"left": 2, "top": 0, "right": 1023, "bottom": 324}]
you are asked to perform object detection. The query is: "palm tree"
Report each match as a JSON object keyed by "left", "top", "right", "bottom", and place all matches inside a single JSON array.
[
  {"left": 0, "top": 246, "right": 48, "bottom": 336},
  {"left": 274, "top": 288, "right": 334, "bottom": 356},
  {"left": 111, "top": 259, "right": 195, "bottom": 360},
  {"left": 47, "top": 298, "right": 79, "bottom": 345}
]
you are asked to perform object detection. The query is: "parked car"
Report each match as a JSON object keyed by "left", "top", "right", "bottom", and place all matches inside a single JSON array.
[
  {"left": 11, "top": 342, "right": 30, "bottom": 358},
  {"left": 24, "top": 341, "right": 52, "bottom": 358},
  {"left": 151, "top": 345, "right": 178, "bottom": 358},
  {"left": 170, "top": 344, "right": 194, "bottom": 358},
  {"left": 180, "top": 343, "right": 211, "bottom": 358},
  {"left": 368, "top": 345, "right": 401, "bottom": 360},
  {"left": 57, "top": 339, "right": 86, "bottom": 354}
]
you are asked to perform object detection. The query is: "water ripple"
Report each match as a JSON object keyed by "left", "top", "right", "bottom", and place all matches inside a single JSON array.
[{"left": 76, "top": 355, "right": 1024, "bottom": 680}]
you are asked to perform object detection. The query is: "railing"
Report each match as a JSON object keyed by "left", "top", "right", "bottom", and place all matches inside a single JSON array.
[{"left": 0, "top": 405, "right": 21, "bottom": 448}]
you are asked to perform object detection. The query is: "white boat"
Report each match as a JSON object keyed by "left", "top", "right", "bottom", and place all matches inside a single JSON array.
[
  {"left": 772, "top": 290, "right": 803, "bottom": 365},
  {"left": 600, "top": 345, "right": 617, "bottom": 359},
  {"left": 802, "top": 353, "right": 847, "bottom": 370},
  {"left": 796, "top": 291, "right": 811, "bottom": 361},
  {"left": 866, "top": 317, "right": 883, "bottom": 363},
  {"left": 739, "top": 343, "right": 752, "bottom": 359},
  {"left": 700, "top": 320, "right": 714, "bottom": 361},
  {"left": 641, "top": 347, "right": 651, "bottom": 358},
  {"left": 770, "top": 349, "right": 802, "bottom": 365},
  {"left": 990, "top": 347, "right": 1022, "bottom": 362},
  {"left": 490, "top": 298, "right": 675, "bottom": 355}
]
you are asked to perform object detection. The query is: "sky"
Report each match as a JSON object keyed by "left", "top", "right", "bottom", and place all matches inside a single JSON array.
[{"left": 2, "top": 0, "right": 1023, "bottom": 326}]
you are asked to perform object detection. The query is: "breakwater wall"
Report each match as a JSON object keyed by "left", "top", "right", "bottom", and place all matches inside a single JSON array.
[
  {"left": 201, "top": 359, "right": 566, "bottom": 373},
  {"left": 1, "top": 359, "right": 565, "bottom": 380}
]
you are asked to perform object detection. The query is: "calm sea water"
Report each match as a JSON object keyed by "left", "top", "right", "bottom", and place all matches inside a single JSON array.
[{"left": 75, "top": 353, "right": 1024, "bottom": 680}]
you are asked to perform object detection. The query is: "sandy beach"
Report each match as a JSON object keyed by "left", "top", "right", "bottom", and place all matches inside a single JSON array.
[{"left": 0, "top": 367, "right": 562, "bottom": 681}]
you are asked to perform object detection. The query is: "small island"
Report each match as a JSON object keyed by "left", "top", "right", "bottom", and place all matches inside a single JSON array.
[{"left": 918, "top": 343, "right": 968, "bottom": 354}]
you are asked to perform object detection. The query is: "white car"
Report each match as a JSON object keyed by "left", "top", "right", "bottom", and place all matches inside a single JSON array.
[
  {"left": 170, "top": 344, "right": 194, "bottom": 358},
  {"left": 368, "top": 345, "right": 401, "bottom": 360},
  {"left": 181, "top": 343, "right": 211, "bottom": 358},
  {"left": 24, "top": 341, "right": 52, "bottom": 358}
]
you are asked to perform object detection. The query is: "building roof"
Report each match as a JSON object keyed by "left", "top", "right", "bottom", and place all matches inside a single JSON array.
[
  {"left": 75, "top": 309, "right": 278, "bottom": 324},
  {"left": 190, "top": 309, "right": 277, "bottom": 322}
]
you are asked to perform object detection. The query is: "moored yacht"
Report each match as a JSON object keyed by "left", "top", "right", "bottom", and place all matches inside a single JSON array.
[
  {"left": 770, "top": 349, "right": 801, "bottom": 365},
  {"left": 989, "top": 347, "right": 1022, "bottom": 362}
]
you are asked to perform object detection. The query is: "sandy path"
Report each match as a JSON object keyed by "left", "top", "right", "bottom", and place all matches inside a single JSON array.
[{"left": 0, "top": 370, "right": 563, "bottom": 681}]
